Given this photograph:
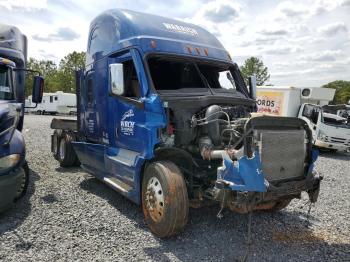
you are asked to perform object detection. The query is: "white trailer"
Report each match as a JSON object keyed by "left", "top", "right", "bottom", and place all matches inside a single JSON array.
[
  {"left": 28, "top": 91, "right": 76, "bottom": 115},
  {"left": 256, "top": 86, "right": 350, "bottom": 151}
]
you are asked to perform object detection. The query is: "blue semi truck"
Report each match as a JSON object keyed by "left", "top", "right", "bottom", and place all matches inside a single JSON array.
[
  {"left": 0, "top": 24, "right": 43, "bottom": 212},
  {"left": 51, "top": 9, "right": 321, "bottom": 237}
]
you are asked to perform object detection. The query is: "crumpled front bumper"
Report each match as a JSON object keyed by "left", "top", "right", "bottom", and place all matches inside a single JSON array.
[
  {"left": 215, "top": 149, "right": 321, "bottom": 203},
  {"left": 315, "top": 139, "right": 349, "bottom": 151}
]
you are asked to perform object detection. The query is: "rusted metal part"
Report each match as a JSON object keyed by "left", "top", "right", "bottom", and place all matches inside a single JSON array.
[
  {"left": 144, "top": 176, "right": 165, "bottom": 223},
  {"left": 201, "top": 148, "right": 237, "bottom": 160},
  {"left": 228, "top": 204, "right": 250, "bottom": 214},
  {"left": 254, "top": 202, "right": 276, "bottom": 210}
]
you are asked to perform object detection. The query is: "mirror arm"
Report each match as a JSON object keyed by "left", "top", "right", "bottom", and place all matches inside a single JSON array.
[{"left": 13, "top": 68, "right": 42, "bottom": 76}]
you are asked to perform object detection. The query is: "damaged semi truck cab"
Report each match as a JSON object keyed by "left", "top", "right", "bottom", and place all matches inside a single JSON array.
[
  {"left": 51, "top": 9, "right": 321, "bottom": 237},
  {"left": 0, "top": 24, "right": 44, "bottom": 212}
]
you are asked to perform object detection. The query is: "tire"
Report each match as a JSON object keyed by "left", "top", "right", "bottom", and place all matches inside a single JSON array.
[
  {"left": 58, "top": 132, "right": 78, "bottom": 167},
  {"left": 52, "top": 129, "right": 62, "bottom": 160},
  {"left": 142, "top": 161, "right": 189, "bottom": 238},
  {"left": 74, "top": 156, "right": 81, "bottom": 167},
  {"left": 268, "top": 199, "right": 292, "bottom": 212},
  {"left": 14, "top": 162, "right": 29, "bottom": 201}
]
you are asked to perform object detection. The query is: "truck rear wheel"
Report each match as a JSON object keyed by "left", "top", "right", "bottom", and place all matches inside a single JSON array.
[
  {"left": 142, "top": 161, "right": 188, "bottom": 238},
  {"left": 52, "top": 129, "right": 62, "bottom": 160},
  {"left": 58, "top": 132, "right": 78, "bottom": 167}
]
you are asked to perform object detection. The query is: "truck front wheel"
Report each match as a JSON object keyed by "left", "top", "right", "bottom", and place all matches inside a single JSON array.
[
  {"left": 58, "top": 133, "right": 78, "bottom": 167},
  {"left": 142, "top": 161, "right": 189, "bottom": 238},
  {"left": 14, "top": 162, "right": 29, "bottom": 201}
]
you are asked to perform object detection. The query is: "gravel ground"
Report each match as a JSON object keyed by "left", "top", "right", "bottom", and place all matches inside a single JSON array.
[{"left": 0, "top": 114, "right": 349, "bottom": 262}]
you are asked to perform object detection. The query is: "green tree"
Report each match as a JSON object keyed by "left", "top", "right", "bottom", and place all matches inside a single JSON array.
[
  {"left": 57, "top": 51, "right": 85, "bottom": 92},
  {"left": 322, "top": 80, "right": 350, "bottom": 104},
  {"left": 240, "top": 57, "right": 270, "bottom": 86},
  {"left": 25, "top": 58, "right": 58, "bottom": 96},
  {"left": 24, "top": 51, "right": 85, "bottom": 96}
]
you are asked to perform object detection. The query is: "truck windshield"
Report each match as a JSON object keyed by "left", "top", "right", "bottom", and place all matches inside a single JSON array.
[
  {"left": 322, "top": 113, "right": 350, "bottom": 129},
  {"left": 0, "top": 65, "right": 14, "bottom": 100},
  {"left": 147, "top": 56, "right": 249, "bottom": 96}
]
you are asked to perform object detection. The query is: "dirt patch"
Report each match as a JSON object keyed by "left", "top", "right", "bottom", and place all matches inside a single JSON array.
[{"left": 272, "top": 228, "right": 350, "bottom": 245}]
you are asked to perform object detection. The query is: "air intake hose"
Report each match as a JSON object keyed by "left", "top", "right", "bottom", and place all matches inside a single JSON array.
[{"left": 205, "top": 105, "right": 224, "bottom": 146}]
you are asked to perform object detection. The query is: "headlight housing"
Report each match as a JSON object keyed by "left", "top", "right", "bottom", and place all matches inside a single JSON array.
[
  {"left": 0, "top": 154, "right": 21, "bottom": 170},
  {"left": 318, "top": 131, "right": 327, "bottom": 141}
]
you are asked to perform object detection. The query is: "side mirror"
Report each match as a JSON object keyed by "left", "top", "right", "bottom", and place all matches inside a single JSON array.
[
  {"left": 248, "top": 75, "right": 257, "bottom": 100},
  {"left": 109, "top": 63, "right": 124, "bottom": 96},
  {"left": 32, "top": 75, "right": 44, "bottom": 103}
]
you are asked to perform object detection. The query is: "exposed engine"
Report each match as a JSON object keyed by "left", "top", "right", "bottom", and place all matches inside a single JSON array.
[
  {"left": 158, "top": 103, "right": 320, "bottom": 213},
  {"left": 161, "top": 104, "right": 251, "bottom": 150}
]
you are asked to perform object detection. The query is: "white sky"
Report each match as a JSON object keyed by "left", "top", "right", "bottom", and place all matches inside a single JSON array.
[{"left": 0, "top": 0, "right": 349, "bottom": 86}]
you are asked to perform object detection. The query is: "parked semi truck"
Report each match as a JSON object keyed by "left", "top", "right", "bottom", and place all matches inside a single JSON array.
[
  {"left": 257, "top": 86, "right": 350, "bottom": 151},
  {"left": 28, "top": 91, "right": 76, "bottom": 115},
  {"left": 0, "top": 24, "right": 43, "bottom": 212},
  {"left": 50, "top": 9, "right": 321, "bottom": 237}
]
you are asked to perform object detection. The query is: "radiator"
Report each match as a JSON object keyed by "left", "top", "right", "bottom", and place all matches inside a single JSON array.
[{"left": 259, "top": 129, "right": 306, "bottom": 181}]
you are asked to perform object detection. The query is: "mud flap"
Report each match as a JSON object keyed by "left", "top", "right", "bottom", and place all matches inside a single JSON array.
[{"left": 217, "top": 151, "right": 268, "bottom": 192}]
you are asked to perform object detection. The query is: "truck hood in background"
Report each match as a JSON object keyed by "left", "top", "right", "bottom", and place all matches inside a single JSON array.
[{"left": 319, "top": 122, "right": 350, "bottom": 138}]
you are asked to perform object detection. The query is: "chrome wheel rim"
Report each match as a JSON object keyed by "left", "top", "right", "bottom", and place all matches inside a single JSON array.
[
  {"left": 59, "top": 139, "right": 65, "bottom": 160},
  {"left": 145, "top": 177, "right": 164, "bottom": 222}
]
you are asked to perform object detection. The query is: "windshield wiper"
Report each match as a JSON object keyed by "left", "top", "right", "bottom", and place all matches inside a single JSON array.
[{"left": 193, "top": 63, "right": 214, "bottom": 95}]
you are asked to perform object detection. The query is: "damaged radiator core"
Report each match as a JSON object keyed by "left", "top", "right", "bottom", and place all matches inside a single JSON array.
[{"left": 258, "top": 129, "right": 306, "bottom": 182}]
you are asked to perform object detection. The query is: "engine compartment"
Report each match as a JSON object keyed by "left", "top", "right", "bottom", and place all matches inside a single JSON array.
[
  {"left": 155, "top": 100, "right": 319, "bottom": 212},
  {"left": 162, "top": 104, "right": 252, "bottom": 149}
]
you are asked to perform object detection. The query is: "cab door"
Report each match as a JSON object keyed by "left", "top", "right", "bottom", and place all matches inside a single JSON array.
[
  {"left": 84, "top": 69, "right": 99, "bottom": 142},
  {"left": 105, "top": 49, "right": 150, "bottom": 190},
  {"left": 299, "top": 104, "right": 320, "bottom": 142}
]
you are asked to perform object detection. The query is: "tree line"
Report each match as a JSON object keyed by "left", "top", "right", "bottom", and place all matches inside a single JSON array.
[
  {"left": 25, "top": 52, "right": 350, "bottom": 105},
  {"left": 239, "top": 57, "right": 350, "bottom": 104},
  {"left": 25, "top": 51, "right": 85, "bottom": 97}
]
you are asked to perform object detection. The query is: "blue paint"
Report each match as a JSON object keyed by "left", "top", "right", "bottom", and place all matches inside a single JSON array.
[
  {"left": 307, "top": 149, "right": 319, "bottom": 174},
  {"left": 86, "top": 9, "right": 230, "bottom": 66},
  {"left": 218, "top": 151, "right": 268, "bottom": 192}
]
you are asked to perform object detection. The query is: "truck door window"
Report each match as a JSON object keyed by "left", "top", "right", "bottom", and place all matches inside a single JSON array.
[
  {"left": 302, "top": 104, "right": 319, "bottom": 124},
  {"left": 122, "top": 60, "right": 141, "bottom": 98},
  {"left": 0, "top": 65, "right": 14, "bottom": 100},
  {"left": 218, "top": 71, "right": 236, "bottom": 89},
  {"left": 50, "top": 96, "right": 53, "bottom": 103},
  {"left": 55, "top": 96, "right": 58, "bottom": 101}
]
